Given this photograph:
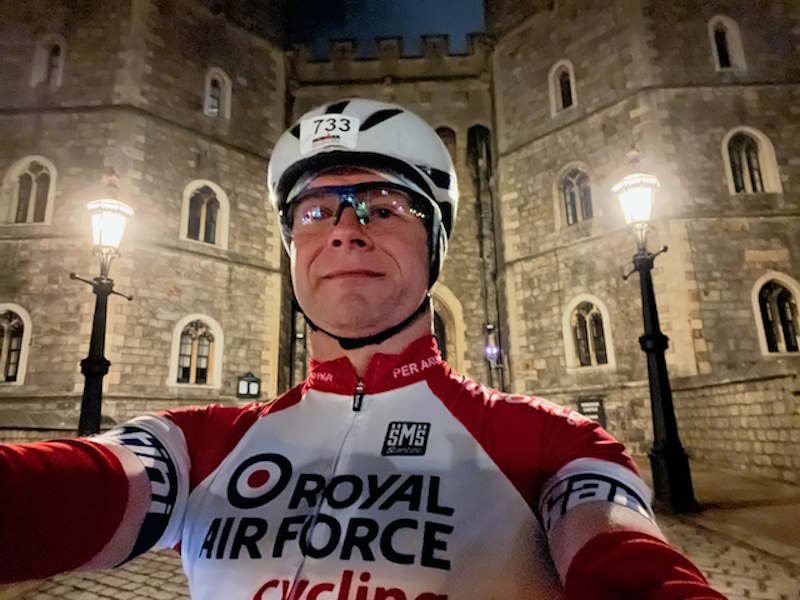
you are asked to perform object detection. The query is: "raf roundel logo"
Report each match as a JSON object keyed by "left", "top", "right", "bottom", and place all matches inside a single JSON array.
[{"left": 227, "top": 453, "right": 293, "bottom": 509}]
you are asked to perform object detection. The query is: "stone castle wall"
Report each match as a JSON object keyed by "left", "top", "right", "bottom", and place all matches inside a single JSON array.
[
  {"left": 491, "top": 0, "right": 800, "bottom": 481},
  {"left": 1, "top": 0, "right": 798, "bottom": 485},
  {"left": 0, "top": 0, "right": 286, "bottom": 437},
  {"left": 673, "top": 371, "right": 799, "bottom": 484}
]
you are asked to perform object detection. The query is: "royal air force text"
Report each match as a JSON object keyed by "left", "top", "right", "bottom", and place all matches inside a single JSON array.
[{"left": 200, "top": 456, "right": 456, "bottom": 570}]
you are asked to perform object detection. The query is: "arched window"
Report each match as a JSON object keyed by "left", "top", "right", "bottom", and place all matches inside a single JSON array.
[
  {"left": 722, "top": 128, "right": 781, "bottom": 195},
  {"left": 30, "top": 35, "right": 66, "bottom": 88},
  {"left": 2, "top": 156, "right": 57, "bottom": 224},
  {"left": 170, "top": 315, "right": 224, "bottom": 387},
  {"left": 571, "top": 302, "right": 607, "bottom": 367},
  {"left": 559, "top": 168, "right": 592, "bottom": 226},
  {"left": 436, "top": 127, "right": 457, "bottom": 161},
  {"left": 757, "top": 279, "right": 799, "bottom": 354},
  {"left": 708, "top": 15, "right": 746, "bottom": 71},
  {"left": 0, "top": 304, "right": 32, "bottom": 385},
  {"left": 181, "top": 180, "right": 230, "bottom": 248},
  {"left": 548, "top": 59, "right": 577, "bottom": 116},
  {"left": 562, "top": 295, "right": 616, "bottom": 370},
  {"left": 204, "top": 68, "right": 232, "bottom": 119},
  {"left": 728, "top": 133, "right": 763, "bottom": 194},
  {"left": 176, "top": 321, "right": 215, "bottom": 384}
]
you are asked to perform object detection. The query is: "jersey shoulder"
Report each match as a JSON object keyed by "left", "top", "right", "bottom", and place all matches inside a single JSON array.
[
  {"left": 426, "top": 366, "right": 637, "bottom": 504},
  {"left": 161, "top": 383, "right": 303, "bottom": 490}
]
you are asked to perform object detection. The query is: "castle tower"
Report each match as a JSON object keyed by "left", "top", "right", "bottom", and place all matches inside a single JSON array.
[
  {"left": 0, "top": 0, "right": 287, "bottom": 438},
  {"left": 489, "top": 0, "right": 800, "bottom": 480}
]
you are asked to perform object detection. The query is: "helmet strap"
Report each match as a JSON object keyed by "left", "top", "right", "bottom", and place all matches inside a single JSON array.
[{"left": 300, "top": 294, "right": 431, "bottom": 350}]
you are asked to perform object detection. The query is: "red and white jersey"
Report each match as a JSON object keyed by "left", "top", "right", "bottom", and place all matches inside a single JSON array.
[
  {"left": 89, "top": 335, "right": 650, "bottom": 600},
  {"left": 1, "top": 335, "right": 658, "bottom": 598}
]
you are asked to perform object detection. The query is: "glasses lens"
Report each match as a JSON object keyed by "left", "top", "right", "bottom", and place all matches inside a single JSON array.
[
  {"left": 288, "top": 183, "right": 427, "bottom": 237},
  {"left": 291, "top": 191, "right": 339, "bottom": 228}
]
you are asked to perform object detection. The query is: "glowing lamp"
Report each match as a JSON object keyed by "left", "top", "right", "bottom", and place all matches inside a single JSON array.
[
  {"left": 613, "top": 172, "right": 660, "bottom": 250},
  {"left": 87, "top": 199, "right": 133, "bottom": 251}
]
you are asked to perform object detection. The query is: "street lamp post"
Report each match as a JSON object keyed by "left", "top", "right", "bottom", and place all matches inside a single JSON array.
[
  {"left": 73, "top": 177, "right": 133, "bottom": 436},
  {"left": 614, "top": 172, "right": 699, "bottom": 513}
]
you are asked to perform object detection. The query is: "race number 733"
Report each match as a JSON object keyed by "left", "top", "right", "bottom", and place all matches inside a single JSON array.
[
  {"left": 299, "top": 114, "right": 360, "bottom": 155},
  {"left": 312, "top": 116, "right": 352, "bottom": 134}
]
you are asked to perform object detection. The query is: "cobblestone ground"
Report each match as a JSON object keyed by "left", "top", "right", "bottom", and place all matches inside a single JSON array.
[{"left": 13, "top": 514, "right": 800, "bottom": 599}]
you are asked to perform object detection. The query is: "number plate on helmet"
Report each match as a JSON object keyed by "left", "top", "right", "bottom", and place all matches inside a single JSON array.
[{"left": 299, "top": 114, "right": 360, "bottom": 155}]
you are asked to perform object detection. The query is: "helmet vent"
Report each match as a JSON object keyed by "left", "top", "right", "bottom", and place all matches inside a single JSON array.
[
  {"left": 360, "top": 108, "right": 403, "bottom": 131},
  {"left": 325, "top": 99, "right": 351, "bottom": 114}
]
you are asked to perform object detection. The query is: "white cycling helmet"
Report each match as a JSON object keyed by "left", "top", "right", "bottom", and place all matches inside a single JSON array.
[{"left": 267, "top": 97, "right": 458, "bottom": 286}]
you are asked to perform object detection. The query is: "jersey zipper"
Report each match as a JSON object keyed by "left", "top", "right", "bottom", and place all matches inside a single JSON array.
[
  {"left": 292, "top": 379, "right": 365, "bottom": 585},
  {"left": 352, "top": 380, "right": 365, "bottom": 411}
]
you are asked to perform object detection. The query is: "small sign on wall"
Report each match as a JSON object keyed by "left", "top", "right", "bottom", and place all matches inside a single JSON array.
[{"left": 578, "top": 397, "right": 606, "bottom": 429}]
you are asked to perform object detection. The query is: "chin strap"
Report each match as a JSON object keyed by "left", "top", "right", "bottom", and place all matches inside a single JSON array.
[{"left": 301, "top": 295, "right": 431, "bottom": 350}]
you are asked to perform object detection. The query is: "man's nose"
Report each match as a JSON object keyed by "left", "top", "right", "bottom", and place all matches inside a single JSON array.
[{"left": 330, "top": 205, "right": 370, "bottom": 248}]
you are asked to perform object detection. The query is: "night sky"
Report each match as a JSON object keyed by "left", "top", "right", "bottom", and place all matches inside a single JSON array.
[{"left": 289, "top": 0, "right": 485, "bottom": 60}]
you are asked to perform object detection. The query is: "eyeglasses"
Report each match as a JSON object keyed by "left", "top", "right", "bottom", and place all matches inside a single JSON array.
[{"left": 282, "top": 182, "right": 429, "bottom": 239}]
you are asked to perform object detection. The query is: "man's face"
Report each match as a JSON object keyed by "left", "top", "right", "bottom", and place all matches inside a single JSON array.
[{"left": 290, "top": 169, "right": 430, "bottom": 338}]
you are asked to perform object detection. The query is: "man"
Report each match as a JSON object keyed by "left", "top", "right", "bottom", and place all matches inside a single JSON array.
[{"left": 1, "top": 99, "right": 723, "bottom": 599}]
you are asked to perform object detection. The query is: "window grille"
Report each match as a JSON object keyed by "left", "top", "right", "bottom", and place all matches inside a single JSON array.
[
  {"left": 177, "top": 332, "right": 193, "bottom": 383},
  {"left": 759, "top": 281, "right": 799, "bottom": 353},
  {"left": 590, "top": 313, "right": 608, "bottom": 365},
  {"left": 573, "top": 312, "right": 591, "bottom": 366},
  {"left": 186, "top": 186, "right": 218, "bottom": 244},
  {"left": 571, "top": 302, "right": 609, "bottom": 367},
  {"left": 728, "top": 133, "right": 764, "bottom": 193},
  {"left": 195, "top": 334, "right": 211, "bottom": 384},
  {"left": 560, "top": 169, "right": 592, "bottom": 226},
  {"left": 13, "top": 161, "right": 51, "bottom": 223},
  {"left": 1, "top": 311, "right": 24, "bottom": 382},
  {"left": 176, "top": 321, "right": 216, "bottom": 384},
  {"left": 204, "top": 198, "right": 219, "bottom": 244}
]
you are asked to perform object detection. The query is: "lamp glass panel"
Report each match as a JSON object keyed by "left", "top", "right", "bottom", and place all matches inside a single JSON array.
[
  {"left": 87, "top": 199, "right": 133, "bottom": 249},
  {"left": 238, "top": 380, "right": 248, "bottom": 395},
  {"left": 618, "top": 186, "right": 653, "bottom": 224},
  {"left": 249, "top": 381, "right": 259, "bottom": 395}
]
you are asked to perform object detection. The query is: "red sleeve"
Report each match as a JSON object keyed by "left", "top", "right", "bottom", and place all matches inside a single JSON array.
[
  {"left": 565, "top": 531, "right": 726, "bottom": 600},
  {"left": 0, "top": 439, "right": 128, "bottom": 584},
  {"left": 161, "top": 387, "right": 301, "bottom": 492},
  {"left": 429, "top": 369, "right": 637, "bottom": 508}
]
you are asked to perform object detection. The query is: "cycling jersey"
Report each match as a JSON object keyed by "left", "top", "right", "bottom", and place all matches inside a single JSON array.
[{"left": 77, "top": 334, "right": 651, "bottom": 600}]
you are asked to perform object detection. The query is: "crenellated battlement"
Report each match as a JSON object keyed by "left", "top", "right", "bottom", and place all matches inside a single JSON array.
[{"left": 288, "top": 33, "right": 493, "bottom": 86}]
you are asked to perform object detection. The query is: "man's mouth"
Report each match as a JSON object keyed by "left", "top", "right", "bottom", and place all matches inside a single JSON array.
[{"left": 323, "top": 269, "right": 385, "bottom": 279}]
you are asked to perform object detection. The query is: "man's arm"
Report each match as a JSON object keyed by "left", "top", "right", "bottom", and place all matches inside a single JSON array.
[
  {"left": 0, "top": 439, "right": 149, "bottom": 582},
  {"left": 541, "top": 460, "right": 725, "bottom": 599},
  {"left": 0, "top": 415, "right": 190, "bottom": 584}
]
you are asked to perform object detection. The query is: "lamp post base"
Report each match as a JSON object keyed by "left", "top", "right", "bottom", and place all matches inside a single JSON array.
[{"left": 648, "top": 445, "right": 701, "bottom": 513}]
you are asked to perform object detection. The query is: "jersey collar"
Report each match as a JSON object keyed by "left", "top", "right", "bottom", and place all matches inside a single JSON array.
[{"left": 305, "top": 334, "right": 446, "bottom": 395}]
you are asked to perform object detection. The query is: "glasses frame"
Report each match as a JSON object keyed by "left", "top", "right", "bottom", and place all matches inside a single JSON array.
[{"left": 281, "top": 181, "right": 432, "bottom": 240}]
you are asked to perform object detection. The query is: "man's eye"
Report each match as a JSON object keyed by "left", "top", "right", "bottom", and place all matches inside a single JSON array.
[
  {"left": 370, "top": 206, "right": 398, "bottom": 219},
  {"left": 300, "top": 206, "right": 333, "bottom": 224}
]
